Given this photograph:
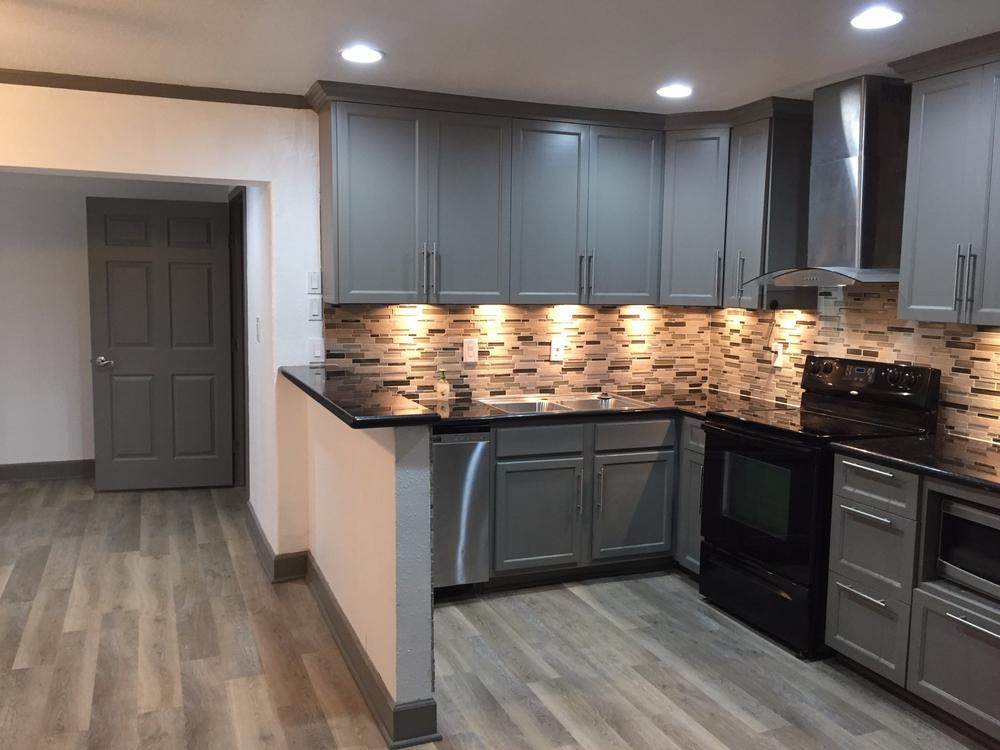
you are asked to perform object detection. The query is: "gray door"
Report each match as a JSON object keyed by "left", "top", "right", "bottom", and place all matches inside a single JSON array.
[
  {"left": 898, "top": 67, "right": 988, "bottom": 322},
  {"left": 510, "top": 120, "right": 589, "bottom": 304},
  {"left": 586, "top": 127, "right": 663, "bottom": 305},
  {"left": 973, "top": 62, "right": 1000, "bottom": 325},
  {"left": 660, "top": 128, "right": 730, "bottom": 306},
  {"left": 723, "top": 119, "right": 770, "bottom": 309},
  {"left": 591, "top": 450, "right": 673, "bottom": 561},
  {"left": 428, "top": 113, "right": 512, "bottom": 304},
  {"left": 87, "top": 198, "right": 233, "bottom": 491},
  {"left": 676, "top": 448, "right": 704, "bottom": 573},
  {"left": 494, "top": 457, "right": 583, "bottom": 573},
  {"left": 336, "top": 102, "right": 428, "bottom": 303}
]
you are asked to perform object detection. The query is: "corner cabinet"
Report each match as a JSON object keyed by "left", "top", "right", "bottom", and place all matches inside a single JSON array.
[
  {"left": 899, "top": 62, "right": 1000, "bottom": 325},
  {"left": 675, "top": 418, "right": 705, "bottom": 573}
]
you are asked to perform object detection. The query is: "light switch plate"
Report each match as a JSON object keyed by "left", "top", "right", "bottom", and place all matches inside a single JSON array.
[
  {"left": 550, "top": 334, "right": 566, "bottom": 363},
  {"left": 462, "top": 337, "right": 478, "bottom": 363},
  {"left": 308, "top": 337, "right": 325, "bottom": 363},
  {"left": 308, "top": 297, "right": 323, "bottom": 321},
  {"left": 308, "top": 271, "right": 321, "bottom": 293}
]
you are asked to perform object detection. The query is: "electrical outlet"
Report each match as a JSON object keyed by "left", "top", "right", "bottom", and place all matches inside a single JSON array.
[
  {"left": 771, "top": 341, "right": 785, "bottom": 368},
  {"left": 550, "top": 334, "right": 566, "bottom": 363},
  {"left": 308, "top": 337, "right": 325, "bottom": 363},
  {"left": 308, "top": 297, "right": 323, "bottom": 321},
  {"left": 308, "top": 271, "right": 321, "bottom": 293},
  {"left": 462, "top": 337, "right": 478, "bottom": 363},
  {"left": 255, "top": 317, "right": 261, "bottom": 344}
]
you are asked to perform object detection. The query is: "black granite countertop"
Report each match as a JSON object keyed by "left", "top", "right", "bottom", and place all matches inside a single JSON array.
[
  {"left": 832, "top": 432, "right": 1000, "bottom": 494},
  {"left": 280, "top": 364, "right": 775, "bottom": 430}
]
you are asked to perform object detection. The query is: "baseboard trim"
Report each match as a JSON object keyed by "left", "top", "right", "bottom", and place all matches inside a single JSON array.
[
  {"left": 306, "top": 553, "right": 440, "bottom": 749},
  {"left": 244, "top": 500, "right": 308, "bottom": 583},
  {"left": 0, "top": 459, "right": 95, "bottom": 481}
]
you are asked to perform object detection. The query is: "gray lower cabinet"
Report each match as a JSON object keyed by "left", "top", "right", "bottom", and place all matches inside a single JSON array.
[
  {"left": 675, "top": 418, "right": 705, "bottom": 574},
  {"left": 494, "top": 456, "right": 584, "bottom": 572},
  {"left": 660, "top": 128, "right": 729, "bottom": 306},
  {"left": 826, "top": 572, "right": 911, "bottom": 687},
  {"left": 592, "top": 450, "right": 673, "bottom": 560},
  {"left": 908, "top": 587, "right": 1000, "bottom": 740}
]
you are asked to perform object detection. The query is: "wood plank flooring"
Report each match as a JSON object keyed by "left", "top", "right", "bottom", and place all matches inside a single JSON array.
[{"left": 0, "top": 478, "right": 992, "bottom": 749}]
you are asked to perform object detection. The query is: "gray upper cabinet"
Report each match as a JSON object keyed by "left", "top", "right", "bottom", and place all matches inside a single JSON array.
[
  {"left": 335, "top": 103, "right": 428, "bottom": 303},
  {"left": 428, "top": 113, "right": 512, "bottom": 304},
  {"left": 591, "top": 450, "right": 673, "bottom": 560},
  {"left": 660, "top": 129, "right": 730, "bottom": 306},
  {"left": 510, "top": 120, "right": 589, "bottom": 304},
  {"left": 973, "top": 62, "right": 1000, "bottom": 325},
  {"left": 898, "top": 67, "right": 988, "bottom": 323},
  {"left": 722, "top": 119, "right": 770, "bottom": 309},
  {"left": 587, "top": 127, "right": 663, "bottom": 304}
]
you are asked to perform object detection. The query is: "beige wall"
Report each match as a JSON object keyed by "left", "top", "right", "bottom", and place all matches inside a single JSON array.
[{"left": 0, "top": 83, "right": 319, "bottom": 554}]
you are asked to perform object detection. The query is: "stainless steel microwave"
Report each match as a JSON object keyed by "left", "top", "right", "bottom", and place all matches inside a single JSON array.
[{"left": 937, "top": 499, "right": 1000, "bottom": 601}]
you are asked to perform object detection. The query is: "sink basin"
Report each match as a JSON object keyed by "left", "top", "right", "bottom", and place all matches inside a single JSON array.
[
  {"left": 478, "top": 395, "right": 570, "bottom": 414},
  {"left": 556, "top": 394, "right": 650, "bottom": 411}
]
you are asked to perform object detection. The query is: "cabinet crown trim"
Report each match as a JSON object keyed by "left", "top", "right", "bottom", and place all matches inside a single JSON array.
[{"left": 890, "top": 31, "right": 1000, "bottom": 82}]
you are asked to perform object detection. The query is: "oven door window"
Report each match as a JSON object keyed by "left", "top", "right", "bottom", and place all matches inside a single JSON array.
[
  {"left": 722, "top": 454, "right": 792, "bottom": 540},
  {"left": 939, "top": 501, "right": 1000, "bottom": 598}
]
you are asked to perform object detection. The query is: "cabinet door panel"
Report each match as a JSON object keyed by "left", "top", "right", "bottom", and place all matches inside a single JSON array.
[
  {"left": 336, "top": 103, "right": 427, "bottom": 302},
  {"left": 428, "top": 113, "right": 511, "bottom": 304},
  {"left": 974, "top": 62, "right": 1000, "bottom": 325},
  {"left": 660, "top": 129, "right": 729, "bottom": 306},
  {"left": 587, "top": 127, "right": 663, "bottom": 305},
  {"left": 510, "top": 121, "right": 588, "bottom": 303},
  {"left": 676, "top": 448, "right": 704, "bottom": 573},
  {"left": 592, "top": 450, "right": 673, "bottom": 560},
  {"left": 723, "top": 119, "right": 770, "bottom": 309},
  {"left": 494, "top": 457, "right": 583, "bottom": 573},
  {"left": 899, "top": 67, "right": 987, "bottom": 322}
]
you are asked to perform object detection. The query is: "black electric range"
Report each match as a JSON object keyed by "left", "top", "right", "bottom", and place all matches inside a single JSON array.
[{"left": 699, "top": 355, "right": 940, "bottom": 658}]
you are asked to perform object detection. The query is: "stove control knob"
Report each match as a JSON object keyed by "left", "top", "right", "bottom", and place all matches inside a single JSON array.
[
  {"left": 886, "top": 367, "right": 901, "bottom": 386},
  {"left": 821, "top": 360, "right": 835, "bottom": 375},
  {"left": 902, "top": 371, "right": 919, "bottom": 389},
  {"left": 808, "top": 359, "right": 821, "bottom": 375}
]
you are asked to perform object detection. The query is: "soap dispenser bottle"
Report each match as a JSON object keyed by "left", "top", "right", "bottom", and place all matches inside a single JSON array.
[{"left": 435, "top": 370, "right": 452, "bottom": 402}]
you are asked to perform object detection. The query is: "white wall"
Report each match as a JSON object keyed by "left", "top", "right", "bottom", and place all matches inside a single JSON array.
[
  {"left": 0, "top": 83, "right": 319, "bottom": 554},
  {"left": 0, "top": 172, "right": 229, "bottom": 464}
]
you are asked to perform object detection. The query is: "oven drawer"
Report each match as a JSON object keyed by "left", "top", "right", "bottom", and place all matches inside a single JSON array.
[
  {"left": 833, "top": 454, "right": 919, "bottom": 519},
  {"left": 829, "top": 500, "right": 917, "bottom": 603},
  {"left": 907, "top": 587, "right": 1000, "bottom": 741},
  {"left": 826, "top": 572, "right": 910, "bottom": 687}
]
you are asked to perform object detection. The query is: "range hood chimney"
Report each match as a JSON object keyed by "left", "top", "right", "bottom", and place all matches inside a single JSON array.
[{"left": 755, "top": 76, "right": 911, "bottom": 287}]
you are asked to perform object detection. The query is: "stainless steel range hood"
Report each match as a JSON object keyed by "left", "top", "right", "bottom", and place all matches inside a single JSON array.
[{"left": 753, "top": 76, "right": 911, "bottom": 288}]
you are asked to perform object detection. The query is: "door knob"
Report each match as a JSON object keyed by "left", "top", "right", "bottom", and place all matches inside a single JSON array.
[{"left": 94, "top": 355, "right": 115, "bottom": 369}]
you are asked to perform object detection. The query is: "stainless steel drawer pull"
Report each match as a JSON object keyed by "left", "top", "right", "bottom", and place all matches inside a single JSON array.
[
  {"left": 946, "top": 612, "right": 1000, "bottom": 642},
  {"left": 597, "top": 468, "right": 605, "bottom": 516},
  {"left": 841, "top": 460, "right": 895, "bottom": 479},
  {"left": 835, "top": 581, "right": 886, "bottom": 608},
  {"left": 839, "top": 504, "right": 893, "bottom": 526},
  {"left": 576, "top": 470, "right": 583, "bottom": 515}
]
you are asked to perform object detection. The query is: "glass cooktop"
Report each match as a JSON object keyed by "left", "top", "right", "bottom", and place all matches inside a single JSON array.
[{"left": 709, "top": 405, "right": 924, "bottom": 441}]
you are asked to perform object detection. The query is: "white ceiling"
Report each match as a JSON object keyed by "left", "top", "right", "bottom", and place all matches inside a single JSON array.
[{"left": 3, "top": 0, "right": 1000, "bottom": 112}]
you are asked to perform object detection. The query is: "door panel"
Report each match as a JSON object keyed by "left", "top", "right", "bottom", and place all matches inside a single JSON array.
[
  {"left": 336, "top": 102, "right": 427, "bottom": 302},
  {"left": 974, "top": 62, "right": 1000, "bottom": 325},
  {"left": 899, "top": 67, "right": 986, "bottom": 322},
  {"left": 660, "top": 129, "right": 730, "bottom": 306},
  {"left": 676, "top": 448, "right": 704, "bottom": 573},
  {"left": 510, "top": 120, "right": 588, "bottom": 303},
  {"left": 723, "top": 119, "right": 770, "bottom": 309},
  {"left": 494, "top": 457, "right": 584, "bottom": 573},
  {"left": 88, "top": 198, "right": 233, "bottom": 491},
  {"left": 592, "top": 450, "right": 673, "bottom": 560},
  {"left": 587, "top": 127, "right": 662, "bottom": 304},
  {"left": 428, "top": 113, "right": 511, "bottom": 303}
]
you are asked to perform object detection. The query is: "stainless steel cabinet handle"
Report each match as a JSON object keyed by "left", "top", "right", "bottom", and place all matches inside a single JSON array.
[
  {"left": 597, "top": 468, "right": 605, "bottom": 516},
  {"left": 839, "top": 504, "right": 892, "bottom": 526},
  {"left": 430, "top": 241, "right": 438, "bottom": 296},
  {"left": 954, "top": 243, "right": 966, "bottom": 311},
  {"left": 835, "top": 581, "right": 886, "bottom": 608},
  {"left": 576, "top": 470, "right": 583, "bottom": 515},
  {"left": 420, "top": 242, "right": 428, "bottom": 296},
  {"left": 736, "top": 250, "right": 746, "bottom": 302},
  {"left": 94, "top": 355, "right": 115, "bottom": 369},
  {"left": 587, "top": 251, "right": 595, "bottom": 296},
  {"left": 579, "top": 255, "right": 586, "bottom": 297},
  {"left": 714, "top": 252, "right": 722, "bottom": 303},
  {"left": 946, "top": 612, "right": 1000, "bottom": 642},
  {"left": 966, "top": 247, "right": 977, "bottom": 318},
  {"left": 841, "top": 460, "right": 894, "bottom": 479}
]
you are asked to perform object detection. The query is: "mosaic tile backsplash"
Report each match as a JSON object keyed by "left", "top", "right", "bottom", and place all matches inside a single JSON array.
[{"left": 325, "top": 283, "right": 1000, "bottom": 442}]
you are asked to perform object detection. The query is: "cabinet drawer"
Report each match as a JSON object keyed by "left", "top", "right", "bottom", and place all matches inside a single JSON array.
[
  {"left": 495, "top": 424, "right": 585, "bottom": 458},
  {"left": 829, "top": 500, "right": 917, "bottom": 603},
  {"left": 833, "top": 455, "right": 919, "bottom": 519},
  {"left": 681, "top": 418, "right": 705, "bottom": 454},
  {"left": 826, "top": 572, "right": 910, "bottom": 687},
  {"left": 594, "top": 419, "right": 674, "bottom": 452},
  {"left": 908, "top": 588, "right": 1000, "bottom": 740}
]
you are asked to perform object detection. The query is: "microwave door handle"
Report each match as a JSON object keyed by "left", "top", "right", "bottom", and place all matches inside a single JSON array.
[{"left": 942, "top": 499, "right": 1000, "bottom": 532}]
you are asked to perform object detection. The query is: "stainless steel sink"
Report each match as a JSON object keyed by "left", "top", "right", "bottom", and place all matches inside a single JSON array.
[
  {"left": 555, "top": 394, "right": 650, "bottom": 411},
  {"left": 477, "top": 395, "right": 570, "bottom": 414}
]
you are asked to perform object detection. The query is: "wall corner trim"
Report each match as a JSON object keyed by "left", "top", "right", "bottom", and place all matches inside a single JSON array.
[
  {"left": 245, "top": 499, "right": 309, "bottom": 583},
  {"left": 306, "top": 553, "right": 440, "bottom": 749}
]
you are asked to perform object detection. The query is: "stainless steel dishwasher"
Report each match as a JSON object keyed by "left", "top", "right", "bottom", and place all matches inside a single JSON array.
[{"left": 431, "top": 427, "right": 491, "bottom": 588}]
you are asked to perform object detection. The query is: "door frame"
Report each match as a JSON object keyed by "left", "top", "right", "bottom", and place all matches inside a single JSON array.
[{"left": 229, "top": 186, "right": 249, "bottom": 489}]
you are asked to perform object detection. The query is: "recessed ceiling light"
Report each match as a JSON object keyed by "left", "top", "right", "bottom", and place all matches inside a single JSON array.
[
  {"left": 340, "top": 44, "right": 384, "bottom": 64},
  {"left": 656, "top": 83, "right": 693, "bottom": 99},
  {"left": 850, "top": 6, "right": 903, "bottom": 29}
]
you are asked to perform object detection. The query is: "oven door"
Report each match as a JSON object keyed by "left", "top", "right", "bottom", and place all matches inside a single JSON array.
[{"left": 702, "top": 421, "right": 830, "bottom": 586}]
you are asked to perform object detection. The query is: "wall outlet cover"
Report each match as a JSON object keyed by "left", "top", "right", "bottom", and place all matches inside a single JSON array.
[
  {"left": 308, "top": 297, "right": 323, "bottom": 321},
  {"left": 308, "top": 271, "right": 321, "bottom": 293},
  {"left": 462, "top": 337, "right": 478, "bottom": 363},
  {"left": 308, "top": 337, "right": 325, "bottom": 362},
  {"left": 550, "top": 334, "right": 566, "bottom": 362}
]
